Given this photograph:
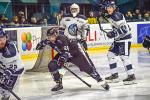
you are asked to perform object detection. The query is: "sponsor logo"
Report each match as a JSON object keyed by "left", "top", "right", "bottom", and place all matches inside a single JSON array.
[
  {"left": 137, "top": 24, "right": 150, "bottom": 43},
  {"left": 21, "top": 32, "right": 32, "bottom": 51}
]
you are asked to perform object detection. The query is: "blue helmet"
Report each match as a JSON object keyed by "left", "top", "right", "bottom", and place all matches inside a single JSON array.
[
  {"left": 0, "top": 27, "right": 6, "bottom": 38},
  {"left": 46, "top": 27, "right": 59, "bottom": 36},
  {"left": 106, "top": 1, "right": 116, "bottom": 9}
]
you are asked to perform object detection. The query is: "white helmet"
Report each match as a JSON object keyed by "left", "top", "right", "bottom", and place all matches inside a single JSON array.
[{"left": 70, "top": 3, "right": 80, "bottom": 17}]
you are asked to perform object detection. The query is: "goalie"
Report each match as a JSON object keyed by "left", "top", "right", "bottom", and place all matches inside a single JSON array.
[
  {"left": 60, "top": 3, "right": 89, "bottom": 50},
  {"left": 0, "top": 28, "right": 24, "bottom": 100},
  {"left": 36, "top": 27, "right": 109, "bottom": 91}
]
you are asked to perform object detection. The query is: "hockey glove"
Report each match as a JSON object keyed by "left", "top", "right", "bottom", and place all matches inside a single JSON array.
[
  {"left": 36, "top": 42, "right": 44, "bottom": 50},
  {"left": 57, "top": 53, "right": 70, "bottom": 66},
  {"left": 57, "top": 57, "right": 66, "bottom": 66},
  {"left": 0, "top": 68, "right": 13, "bottom": 85},
  {"left": 0, "top": 68, "right": 22, "bottom": 89}
]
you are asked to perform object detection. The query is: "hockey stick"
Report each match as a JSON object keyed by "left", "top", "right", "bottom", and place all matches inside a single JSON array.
[
  {"left": 78, "top": 42, "right": 95, "bottom": 68},
  {"left": 63, "top": 65, "right": 92, "bottom": 88},
  {"left": 95, "top": 0, "right": 110, "bottom": 34},
  {"left": 0, "top": 84, "right": 21, "bottom": 100}
]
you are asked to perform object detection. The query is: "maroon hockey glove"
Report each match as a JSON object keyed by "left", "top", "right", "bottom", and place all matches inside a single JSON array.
[{"left": 57, "top": 56, "right": 66, "bottom": 66}]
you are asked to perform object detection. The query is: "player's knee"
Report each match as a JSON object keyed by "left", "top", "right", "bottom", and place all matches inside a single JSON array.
[
  {"left": 120, "top": 55, "right": 131, "bottom": 65},
  {"left": 48, "top": 60, "right": 58, "bottom": 72},
  {"left": 120, "top": 55, "right": 128, "bottom": 61}
]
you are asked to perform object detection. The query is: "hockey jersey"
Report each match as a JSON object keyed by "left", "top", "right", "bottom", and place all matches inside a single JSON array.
[
  {"left": 36, "top": 35, "right": 83, "bottom": 57},
  {"left": 107, "top": 12, "right": 132, "bottom": 41},
  {"left": 0, "top": 41, "right": 24, "bottom": 75},
  {"left": 60, "top": 14, "right": 89, "bottom": 40}
]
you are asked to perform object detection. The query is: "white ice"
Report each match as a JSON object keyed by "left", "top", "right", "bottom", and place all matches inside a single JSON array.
[{"left": 11, "top": 48, "right": 150, "bottom": 100}]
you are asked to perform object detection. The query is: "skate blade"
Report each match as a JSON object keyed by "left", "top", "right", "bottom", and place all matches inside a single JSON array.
[
  {"left": 51, "top": 90, "right": 64, "bottom": 95},
  {"left": 92, "top": 81, "right": 109, "bottom": 91},
  {"left": 123, "top": 80, "right": 137, "bottom": 85},
  {"left": 101, "top": 83, "right": 110, "bottom": 91},
  {"left": 105, "top": 79, "right": 119, "bottom": 83}
]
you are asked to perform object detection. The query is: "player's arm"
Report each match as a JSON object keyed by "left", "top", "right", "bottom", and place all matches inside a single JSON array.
[
  {"left": 56, "top": 37, "right": 72, "bottom": 66},
  {"left": 107, "top": 13, "right": 130, "bottom": 38},
  {"left": 60, "top": 15, "right": 66, "bottom": 29},
  {"left": 36, "top": 39, "right": 49, "bottom": 50},
  {"left": 80, "top": 16, "right": 89, "bottom": 39}
]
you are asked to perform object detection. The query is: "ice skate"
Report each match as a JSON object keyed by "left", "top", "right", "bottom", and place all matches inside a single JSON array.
[
  {"left": 105, "top": 73, "right": 119, "bottom": 83},
  {"left": 51, "top": 78, "right": 63, "bottom": 91},
  {"left": 123, "top": 74, "right": 136, "bottom": 85},
  {"left": 97, "top": 79, "right": 110, "bottom": 90}
]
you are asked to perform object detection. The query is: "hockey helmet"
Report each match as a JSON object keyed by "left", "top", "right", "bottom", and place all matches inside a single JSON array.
[
  {"left": 106, "top": 1, "right": 116, "bottom": 9},
  {"left": 46, "top": 27, "right": 59, "bottom": 36},
  {"left": 70, "top": 3, "right": 80, "bottom": 17},
  {"left": 0, "top": 27, "right": 6, "bottom": 38}
]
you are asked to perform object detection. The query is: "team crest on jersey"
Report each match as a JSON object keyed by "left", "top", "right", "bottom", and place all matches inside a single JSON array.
[{"left": 68, "top": 24, "right": 78, "bottom": 36}]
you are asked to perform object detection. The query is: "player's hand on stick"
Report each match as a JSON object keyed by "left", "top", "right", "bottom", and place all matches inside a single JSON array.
[
  {"left": 57, "top": 56, "right": 66, "bottom": 66},
  {"left": 36, "top": 42, "right": 45, "bottom": 50}
]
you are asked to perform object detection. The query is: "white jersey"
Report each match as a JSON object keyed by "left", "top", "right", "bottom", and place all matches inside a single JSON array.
[
  {"left": 60, "top": 14, "right": 89, "bottom": 40},
  {"left": 107, "top": 12, "right": 132, "bottom": 41},
  {"left": 0, "top": 41, "right": 24, "bottom": 75}
]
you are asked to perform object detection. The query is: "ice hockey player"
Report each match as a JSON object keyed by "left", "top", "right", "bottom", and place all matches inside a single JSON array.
[
  {"left": 142, "top": 35, "right": 150, "bottom": 53},
  {"left": 60, "top": 3, "right": 88, "bottom": 50},
  {"left": 36, "top": 27, "right": 109, "bottom": 91},
  {"left": 0, "top": 27, "right": 24, "bottom": 100},
  {"left": 59, "top": 3, "right": 96, "bottom": 68},
  {"left": 104, "top": 1, "right": 136, "bottom": 85}
]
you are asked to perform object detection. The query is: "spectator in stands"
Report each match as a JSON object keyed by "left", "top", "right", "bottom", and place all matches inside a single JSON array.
[
  {"left": 43, "top": 18, "right": 48, "bottom": 26},
  {"left": 9, "top": 16, "right": 19, "bottom": 27},
  {"left": 18, "top": 11, "right": 25, "bottom": 23},
  {"left": 0, "top": 14, "right": 9, "bottom": 24},
  {"left": 58, "top": 10, "right": 64, "bottom": 19},
  {"left": 144, "top": 12, "right": 150, "bottom": 21},
  {"left": 88, "top": 11, "right": 98, "bottom": 24},
  {"left": 12, "top": 16, "right": 19, "bottom": 24},
  {"left": 56, "top": 10, "right": 64, "bottom": 25},
  {"left": 125, "top": 11, "right": 133, "bottom": 22},
  {"left": 137, "top": 13, "right": 144, "bottom": 21},
  {"left": 132, "top": 9, "right": 143, "bottom": 21},
  {"left": 48, "top": 13, "right": 57, "bottom": 24},
  {"left": 20, "top": 16, "right": 28, "bottom": 25},
  {"left": 30, "top": 17, "right": 37, "bottom": 25}
]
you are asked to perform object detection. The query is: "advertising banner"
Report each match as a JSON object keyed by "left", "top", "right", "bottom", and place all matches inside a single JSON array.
[{"left": 137, "top": 23, "right": 150, "bottom": 43}]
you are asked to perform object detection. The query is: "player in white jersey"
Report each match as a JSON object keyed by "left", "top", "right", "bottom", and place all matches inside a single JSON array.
[
  {"left": 60, "top": 3, "right": 89, "bottom": 50},
  {"left": 60, "top": 3, "right": 96, "bottom": 75},
  {"left": 0, "top": 27, "right": 24, "bottom": 100},
  {"left": 104, "top": 1, "right": 136, "bottom": 85}
]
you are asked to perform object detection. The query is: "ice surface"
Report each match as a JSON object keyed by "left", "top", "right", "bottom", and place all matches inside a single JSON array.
[{"left": 11, "top": 48, "right": 150, "bottom": 100}]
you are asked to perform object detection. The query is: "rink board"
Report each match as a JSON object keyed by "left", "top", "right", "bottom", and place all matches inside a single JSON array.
[{"left": 3, "top": 21, "right": 150, "bottom": 70}]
